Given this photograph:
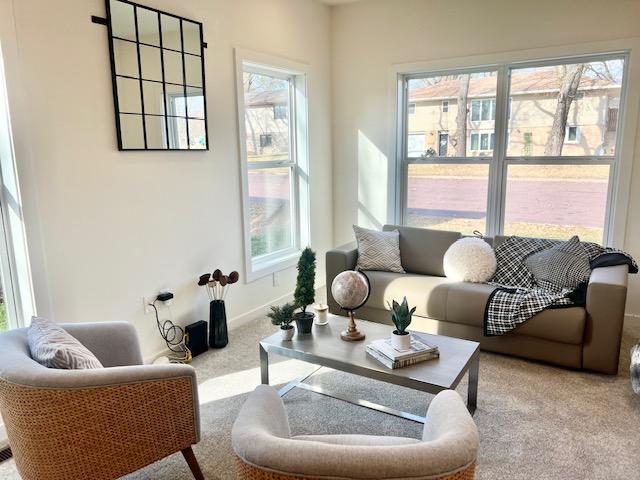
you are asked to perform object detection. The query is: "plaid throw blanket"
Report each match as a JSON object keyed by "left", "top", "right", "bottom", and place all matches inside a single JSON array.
[{"left": 484, "top": 236, "right": 637, "bottom": 336}]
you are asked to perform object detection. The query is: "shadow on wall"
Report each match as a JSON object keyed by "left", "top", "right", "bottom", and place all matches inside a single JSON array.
[{"left": 357, "top": 130, "right": 389, "bottom": 230}]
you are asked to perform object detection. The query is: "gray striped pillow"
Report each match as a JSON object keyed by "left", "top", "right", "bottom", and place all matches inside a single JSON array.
[
  {"left": 28, "top": 317, "right": 103, "bottom": 369},
  {"left": 353, "top": 225, "right": 405, "bottom": 273}
]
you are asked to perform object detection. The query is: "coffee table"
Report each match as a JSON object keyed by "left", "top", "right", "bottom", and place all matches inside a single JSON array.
[{"left": 259, "top": 314, "right": 480, "bottom": 423}]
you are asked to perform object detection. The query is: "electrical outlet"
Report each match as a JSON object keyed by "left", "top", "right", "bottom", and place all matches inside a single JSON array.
[
  {"left": 143, "top": 296, "right": 154, "bottom": 314},
  {"left": 273, "top": 272, "right": 280, "bottom": 287}
]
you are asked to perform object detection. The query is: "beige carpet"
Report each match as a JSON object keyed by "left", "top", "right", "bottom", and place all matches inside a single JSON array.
[{"left": 1, "top": 318, "right": 639, "bottom": 479}]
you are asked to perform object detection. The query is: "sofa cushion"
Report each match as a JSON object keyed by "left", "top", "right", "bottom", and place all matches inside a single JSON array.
[
  {"left": 382, "top": 225, "right": 460, "bottom": 276},
  {"left": 364, "top": 271, "right": 452, "bottom": 321},
  {"left": 363, "top": 273, "right": 586, "bottom": 345},
  {"left": 444, "top": 282, "right": 586, "bottom": 344}
]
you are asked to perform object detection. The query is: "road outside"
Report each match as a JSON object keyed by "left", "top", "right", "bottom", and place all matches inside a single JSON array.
[{"left": 248, "top": 165, "right": 608, "bottom": 245}]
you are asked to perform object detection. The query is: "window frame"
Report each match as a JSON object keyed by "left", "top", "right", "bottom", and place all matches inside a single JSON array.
[
  {"left": 397, "top": 52, "right": 630, "bottom": 246},
  {"left": 441, "top": 100, "right": 449, "bottom": 112},
  {"left": 234, "top": 49, "right": 310, "bottom": 282}
]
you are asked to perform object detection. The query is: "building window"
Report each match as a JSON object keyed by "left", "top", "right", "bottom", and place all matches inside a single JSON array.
[
  {"left": 438, "top": 132, "right": 448, "bottom": 156},
  {"left": 471, "top": 99, "right": 496, "bottom": 121},
  {"left": 273, "top": 104, "right": 287, "bottom": 120},
  {"left": 523, "top": 132, "right": 533, "bottom": 156},
  {"left": 259, "top": 134, "right": 273, "bottom": 148},
  {"left": 408, "top": 103, "right": 416, "bottom": 114},
  {"left": 407, "top": 133, "right": 425, "bottom": 156},
  {"left": 236, "top": 51, "right": 310, "bottom": 280},
  {"left": 402, "top": 55, "right": 627, "bottom": 244},
  {"left": 470, "top": 132, "right": 494, "bottom": 151},
  {"left": 441, "top": 100, "right": 449, "bottom": 112},
  {"left": 607, "top": 108, "right": 618, "bottom": 132},
  {"left": 564, "top": 126, "right": 580, "bottom": 143}
]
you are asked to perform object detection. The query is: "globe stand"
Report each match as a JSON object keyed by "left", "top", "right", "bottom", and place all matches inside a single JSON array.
[{"left": 341, "top": 311, "right": 365, "bottom": 342}]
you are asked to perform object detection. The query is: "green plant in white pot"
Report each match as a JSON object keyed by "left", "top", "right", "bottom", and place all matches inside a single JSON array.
[
  {"left": 388, "top": 297, "right": 416, "bottom": 350},
  {"left": 267, "top": 302, "right": 297, "bottom": 341}
]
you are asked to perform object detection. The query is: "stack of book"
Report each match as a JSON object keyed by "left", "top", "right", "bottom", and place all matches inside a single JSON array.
[{"left": 366, "top": 334, "right": 439, "bottom": 369}]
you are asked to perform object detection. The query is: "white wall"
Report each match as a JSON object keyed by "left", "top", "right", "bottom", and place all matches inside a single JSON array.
[
  {"left": 331, "top": 0, "right": 640, "bottom": 315},
  {"left": 0, "top": 0, "right": 332, "bottom": 359}
]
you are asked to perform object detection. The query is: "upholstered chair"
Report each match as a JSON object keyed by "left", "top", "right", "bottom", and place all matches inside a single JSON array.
[
  {"left": 0, "top": 321, "right": 204, "bottom": 480},
  {"left": 232, "top": 385, "right": 479, "bottom": 479}
]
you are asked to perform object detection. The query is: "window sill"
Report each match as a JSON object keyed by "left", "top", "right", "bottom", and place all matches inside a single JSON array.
[{"left": 246, "top": 249, "right": 301, "bottom": 283}]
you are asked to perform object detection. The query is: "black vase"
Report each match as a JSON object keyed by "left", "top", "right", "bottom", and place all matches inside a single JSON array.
[{"left": 209, "top": 300, "right": 229, "bottom": 348}]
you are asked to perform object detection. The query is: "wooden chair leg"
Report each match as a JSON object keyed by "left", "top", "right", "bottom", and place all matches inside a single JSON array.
[{"left": 182, "top": 446, "right": 205, "bottom": 480}]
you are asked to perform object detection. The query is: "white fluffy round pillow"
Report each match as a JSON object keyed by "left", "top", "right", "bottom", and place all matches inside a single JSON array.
[{"left": 443, "top": 237, "right": 497, "bottom": 283}]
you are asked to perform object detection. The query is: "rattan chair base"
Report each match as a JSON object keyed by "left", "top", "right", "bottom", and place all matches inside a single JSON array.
[{"left": 236, "top": 457, "right": 476, "bottom": 480}]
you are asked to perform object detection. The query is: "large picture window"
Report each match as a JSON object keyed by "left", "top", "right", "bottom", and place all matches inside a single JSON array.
[
  {"left": 401, "top": 54, "right": 627, "bottom": 244},
  {"left": 236, "top": 51, "right": 310, "bottom": 280}
]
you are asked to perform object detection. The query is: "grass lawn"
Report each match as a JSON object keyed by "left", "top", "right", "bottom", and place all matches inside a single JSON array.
[
  {"left": 407, "top": 214, "right": 603, "bottom": 243},
  {"left": 0, "top": 302, "right": 6, "bottom": 332}
]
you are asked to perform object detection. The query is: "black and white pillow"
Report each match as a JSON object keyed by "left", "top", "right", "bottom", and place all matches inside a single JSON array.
[
  {"left": 353, "top": 225, "right": 405, "bottom": 273},
  {"left": 491, "top": 236, "right": 559, "bottom": 288},
  {"left": 28, "top": 316, "right": 103, "bottom": 369},
  {"left": 524, "top": 236, "right": 591, "bottom": 291}
]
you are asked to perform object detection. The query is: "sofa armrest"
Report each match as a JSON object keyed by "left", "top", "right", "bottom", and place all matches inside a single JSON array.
[
  {"left": 326, "top": 243, "right": 358, "bottom": 315},
  {"left": 60, "top": 321, "right": 143, "bottom": 367},
  {"left": 583, "top": 264, "right": 629, "bottom": 374}
]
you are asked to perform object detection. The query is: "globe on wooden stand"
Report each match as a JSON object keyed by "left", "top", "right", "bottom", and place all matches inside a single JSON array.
[{"left": 330, "top": 270, "right": 371, "bottom": 342}]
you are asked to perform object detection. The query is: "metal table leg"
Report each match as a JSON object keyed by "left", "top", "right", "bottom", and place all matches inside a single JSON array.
[
  {"left": 467, "top": 352, "right": 479, "bottom": 415},
  {"left": 260, "top": 344, "right": 269, "bottom": 385}
]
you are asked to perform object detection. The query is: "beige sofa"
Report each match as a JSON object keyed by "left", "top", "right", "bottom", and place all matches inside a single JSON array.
[{"left": 327, "top": 225, "right": 629, "bottom": 375}]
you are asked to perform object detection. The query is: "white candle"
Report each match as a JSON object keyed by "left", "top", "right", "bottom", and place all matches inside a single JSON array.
[{"left": 314, "top": 304, "right": 329, "bottom": 325}]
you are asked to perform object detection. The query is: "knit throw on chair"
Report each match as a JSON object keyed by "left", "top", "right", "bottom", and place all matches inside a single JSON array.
[{"left": 484, "top": 236, "right": 637, "bottom": 336}]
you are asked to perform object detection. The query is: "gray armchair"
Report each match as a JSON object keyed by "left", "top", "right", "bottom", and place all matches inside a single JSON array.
[
  {"left": 0, "top": 321, "right": 204, "bottom": 480},
  {"left": 232, "top": 385, "right": 479, "bottom": 479}
]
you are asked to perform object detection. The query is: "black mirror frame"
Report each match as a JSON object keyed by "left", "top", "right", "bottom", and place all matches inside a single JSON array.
[{"left": 103, "top": 0, "right": 209, "bottom": 151}]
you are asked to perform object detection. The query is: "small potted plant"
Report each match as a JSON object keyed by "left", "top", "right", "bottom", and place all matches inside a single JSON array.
[
  {"left": 388, "top": 297, "right": 416, "bottom": 350},
  {"left": 293, "top": 247, "right": 316, "bottom": 334},
  {"left": 267, "top": 302, "right": 297, "bottom": 341}
]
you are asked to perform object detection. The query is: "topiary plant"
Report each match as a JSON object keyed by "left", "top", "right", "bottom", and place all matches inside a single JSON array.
[
  {"left": 387, "top": 297, "right": 416, "bottom": 335},
  {"left": 294, "top": 247, "right": 316, "bottom": 313}
]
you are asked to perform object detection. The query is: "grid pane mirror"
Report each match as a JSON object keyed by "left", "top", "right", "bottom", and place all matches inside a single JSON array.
[{"left": 106, "top": 0, "right": 208, "bottom": 150}]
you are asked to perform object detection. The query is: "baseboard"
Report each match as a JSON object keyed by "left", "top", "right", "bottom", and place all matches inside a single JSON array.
[{"left": 143, "top": 286, "right": 325, "bottom": 364}]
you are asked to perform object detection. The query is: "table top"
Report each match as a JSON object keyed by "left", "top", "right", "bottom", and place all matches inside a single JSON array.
[{"left": 260, "top": 314, "right": 480, "bottom": 391}]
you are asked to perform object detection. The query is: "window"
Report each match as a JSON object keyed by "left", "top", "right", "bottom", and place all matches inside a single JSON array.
[
  {"left": 407, "top": 133, "right": 426, "bottom": 156},
  {"left": 441, "top": 100, "right": 449, "bottom": 112},
  {"left": 523, "top": 132, "right": 532, "bottom": 156},
  {"left": 470, "top": 132, "right": 495, "bottom": 152},
  {"left": 260, "top": 134, "right": 273, "bottom": 148},
  {"left": 401, "top": 55, "right": 628, "bottom": 244},
  {"left": 471, "top": 99, "right": 495, "bottom": 121},
  {"left": 564, "top": 126, "right": 580, "bottom": 143},
  {"left": 438, "top": 132, "right": 448, "bottom": 156},
  {"left": 408, "top": 103, "right": 416, "bottom": 114},
  {"left": 0, "top": 44, "right": 36, "bottom": 331},
  {"left": 273, "top": 104, "right": 287, "bottom": 120},
  {"left": 607, "top": 108, "right": 618, "bottom": 131},
  {"left": 236, "top": 51, "right": 310, "bottom": 280}
]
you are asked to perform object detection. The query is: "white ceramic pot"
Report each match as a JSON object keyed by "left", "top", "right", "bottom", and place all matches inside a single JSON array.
[
  {"left": 281, "top": 326, "right": 295, "bottom": 341},
  {"left": 391, "top": 331, "right": 411, "bottom": 350}
]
